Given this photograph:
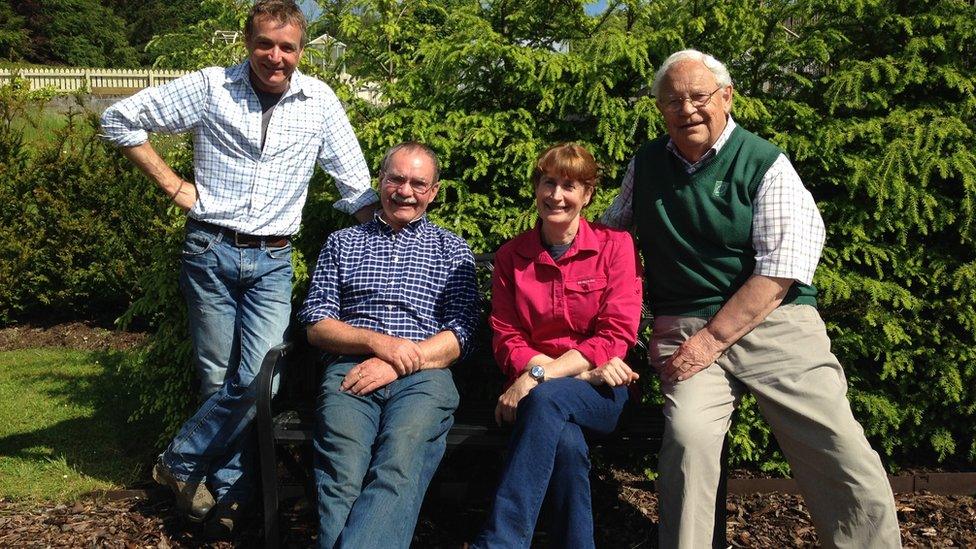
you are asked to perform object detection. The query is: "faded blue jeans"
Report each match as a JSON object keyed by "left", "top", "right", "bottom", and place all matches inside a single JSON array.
[
  {"left": 314, "top": 357, "right": 459, "bottom": 549},
  {"left": 161, "top": 219, "right": 293, "bottom": 503},
  {"left": 471, "top": 378, "right": 630, "bottom": 549}
]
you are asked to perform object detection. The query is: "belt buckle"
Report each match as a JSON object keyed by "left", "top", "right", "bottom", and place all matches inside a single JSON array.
[{"left": 233, "top": 231, "right": 248, "bottom": 248}]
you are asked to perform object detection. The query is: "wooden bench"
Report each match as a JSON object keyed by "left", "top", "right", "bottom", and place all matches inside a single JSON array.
[{"left": 253, "top": 253, "right": 665, "bottom": 548}]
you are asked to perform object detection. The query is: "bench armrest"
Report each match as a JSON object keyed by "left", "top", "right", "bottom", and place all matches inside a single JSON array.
[
  {"left": 256, "top": 341, "right": 294, "bottom": 424},
  {"left": 256, "top": 340, "right": 293, "bottom": 549}
]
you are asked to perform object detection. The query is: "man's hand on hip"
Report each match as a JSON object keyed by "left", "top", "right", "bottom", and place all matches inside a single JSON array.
[{"left": 171, "top": 180, "right": 198, "bottom": 211}]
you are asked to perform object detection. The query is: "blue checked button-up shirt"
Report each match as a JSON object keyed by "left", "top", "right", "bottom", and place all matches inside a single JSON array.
[
  {"left": 298, "top": 215, "right": 480, "bottom": 360},
  {"left": 100, "top": 61, "right": 376, "bottom": 235}
]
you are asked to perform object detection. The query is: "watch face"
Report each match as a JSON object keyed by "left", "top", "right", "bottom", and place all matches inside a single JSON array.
[{"left": 530, "top": 365, "right": 545, "bottom": 380}]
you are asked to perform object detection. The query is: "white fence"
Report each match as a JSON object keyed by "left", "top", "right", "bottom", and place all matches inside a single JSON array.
[
  {"left": 1, "top": 66, "right": 383, "bottom": 105},
  {"left": 0, "top": 67, "right": 190, "bottom": 94}
]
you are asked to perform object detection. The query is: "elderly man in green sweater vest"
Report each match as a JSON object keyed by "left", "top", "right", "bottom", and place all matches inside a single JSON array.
[{"left": 603, "top": 49, "right": 901, "bottom": 549}]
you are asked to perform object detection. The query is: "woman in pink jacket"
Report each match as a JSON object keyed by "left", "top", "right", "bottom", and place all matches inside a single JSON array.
[{"left": 470, "top": 143, "right": 643, "bottom": 548}]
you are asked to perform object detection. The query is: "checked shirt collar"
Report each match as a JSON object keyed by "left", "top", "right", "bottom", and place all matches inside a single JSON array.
[
  {"left": 225, "top": 60, "right": 319, "bottom": 101},
  {"left": 374, "top": 211, "right": 430, "bottom": 237}
]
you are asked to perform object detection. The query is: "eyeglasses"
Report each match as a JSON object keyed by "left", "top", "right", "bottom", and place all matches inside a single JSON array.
[
  {"left": 659, "top": 86, "right": 724, "bottom": 113},
  {"left": 381, "top": 172, "right": 435, "bottom": 194}
]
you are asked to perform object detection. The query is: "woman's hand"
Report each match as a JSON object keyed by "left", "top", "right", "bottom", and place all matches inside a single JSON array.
[
  {"left": 494, "top": 372, "right": 539, "bottom": 425},
  {"left": 578, "top": 357, "right": 639, "bottom": 387}
]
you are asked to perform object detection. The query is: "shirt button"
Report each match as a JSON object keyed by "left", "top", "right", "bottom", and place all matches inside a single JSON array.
[
  {"left": 387, "top": 305, "right": 394, "bottom": 310},
  {"left": 393, "top": 256, "right": 399, "bottom": 263}
]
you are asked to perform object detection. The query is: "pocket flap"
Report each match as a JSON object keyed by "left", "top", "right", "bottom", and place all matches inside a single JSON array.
[{"left": 566, "top": 276, "right": 608, "bottom": 292}]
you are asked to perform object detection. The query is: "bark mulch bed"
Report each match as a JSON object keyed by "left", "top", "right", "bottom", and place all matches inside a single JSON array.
[
  {"left": 0, "top": 321, "right": 147, "bottom": 352},
  {"left": 1, "top": 474, "right": 973, "bottom": 548}
]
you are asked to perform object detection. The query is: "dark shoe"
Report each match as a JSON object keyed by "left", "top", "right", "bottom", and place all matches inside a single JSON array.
[
  {"left": 203, "top": 499, "right": 246, "bottom": 540},
  {"left": 152, "top": 458, "right": 215, "bottom": 522}
]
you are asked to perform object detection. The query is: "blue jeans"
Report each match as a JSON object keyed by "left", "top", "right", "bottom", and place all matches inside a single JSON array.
[
  {"left": 161, "top": 219, "right": 293, "bottom": 503},
  {"left": 314, "top": 357, "right": 459, "bottom": 549},
  {"left": 472, "top": 378, "right": 630, "bottom": 549}
]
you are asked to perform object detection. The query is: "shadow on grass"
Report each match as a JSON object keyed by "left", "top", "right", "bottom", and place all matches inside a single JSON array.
[{"left": 0, "top": 349, "right": 162, "bottom": 490}]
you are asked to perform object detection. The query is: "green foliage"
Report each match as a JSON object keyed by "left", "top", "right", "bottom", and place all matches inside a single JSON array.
[
  {"left": 0, "top": 3, "right": 29, "bottom": 61},
  {"left": 764, "top": 0, "right": 976, "bottom": 469},
  {"left": 322, "top": 0, "right": 976, "bottom": 471},
  {"left": 115, "top": 211, "right": 195, "bottom": 444},
  {"left": 0, "top": 79, "right": 167, "bottom": 325},
  {"left": 11, "top": 0, "right": 139, "bottom": 68},
  {"left": 101, "top": 0, "right": 213, "bottom": 66},
  {"left": 146, "top": 0, "right": 251, "bottom": 70}
]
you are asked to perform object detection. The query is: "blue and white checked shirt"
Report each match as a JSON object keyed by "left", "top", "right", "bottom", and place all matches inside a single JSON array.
[
  {"left": 298, "top": 214, "right": 480, "bottom": 360},
  {"left": 101, "top": 61, "right": 376, "bottom": 235}
]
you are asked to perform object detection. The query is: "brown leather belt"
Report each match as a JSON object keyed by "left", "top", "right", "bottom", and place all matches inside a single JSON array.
[{"left": 189, "top": 219, "right": 290, "bottom": 248}]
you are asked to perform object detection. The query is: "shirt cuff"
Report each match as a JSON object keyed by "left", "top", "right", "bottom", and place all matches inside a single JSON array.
[
  {"left": 333, "top": 188, "right": 379, "bottom": 215},
  {"left": 575, "top": 342, "right": 612, "bottom": 370},
  {"left": 753, "top": 257, "right": 816, "bottom": 286},
  {"left": 508, "top": 347, "right": 542, "bottom": 375},
  {"left": 444, "top": 325, "right": 470, "bottom": 359},
  {"left": 101, "top": 128, "right": 149, "bottom": 148},
  {"left": 297, "top": 309, "right": 338, "bottom": 327}
]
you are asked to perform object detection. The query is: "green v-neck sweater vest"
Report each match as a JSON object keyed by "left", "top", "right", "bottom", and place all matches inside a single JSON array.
[{"left": 633, "top": 125, "right": 818, "bottom": 318}]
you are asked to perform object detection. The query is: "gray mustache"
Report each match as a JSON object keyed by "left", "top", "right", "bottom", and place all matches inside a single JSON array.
[{"left": 391, "top": 194, "right": 418, "bottom": 205}]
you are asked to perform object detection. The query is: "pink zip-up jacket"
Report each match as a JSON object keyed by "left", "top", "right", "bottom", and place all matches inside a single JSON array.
[{"left": 490, "top": 218, "right": 643, "bottom": 385}]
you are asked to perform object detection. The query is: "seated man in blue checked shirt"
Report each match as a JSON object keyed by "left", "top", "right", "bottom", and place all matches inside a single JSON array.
[
  {"left": 99, "top": 0, "right": 377, "bottom": 538},
  {"left": 298, "top": 141, "right": 479, "bottom": 549}
]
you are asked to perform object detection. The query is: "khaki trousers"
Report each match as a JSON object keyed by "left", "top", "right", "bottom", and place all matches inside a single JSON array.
[{"left": 652, "top": 305, "right": 901, "bottom": 549}]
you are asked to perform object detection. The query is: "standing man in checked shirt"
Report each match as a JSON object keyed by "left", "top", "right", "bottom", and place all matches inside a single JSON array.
[
  {"left": 100, "top": 0, "right": 377, "bottom": 537},
  {"left": 298, "top": 142, "right": 478, "bottom": 549},
  {"left": 602, "top": 49, "right": 900, "bottom": 549}
]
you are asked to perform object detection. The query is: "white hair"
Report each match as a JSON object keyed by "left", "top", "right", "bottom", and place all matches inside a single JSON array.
[{"left": 650, "top": 49, "right": 733, "bottom": 97}]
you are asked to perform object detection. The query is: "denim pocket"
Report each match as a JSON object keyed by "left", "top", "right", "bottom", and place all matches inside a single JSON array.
[
  {"left": 182, "top": 229, "right": 220, "bottom": 256},
  {"left": 265, "top": 242, "right": 293, "bottom": 260}
]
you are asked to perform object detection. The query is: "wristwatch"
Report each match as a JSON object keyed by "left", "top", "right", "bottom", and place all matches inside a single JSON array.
[{"left": 528, "top": 364, "right": 546, "bottom": 383}]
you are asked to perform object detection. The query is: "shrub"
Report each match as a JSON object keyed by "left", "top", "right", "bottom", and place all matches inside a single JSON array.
[{"left": 0, "top": 82, "right": 168, "bottom": 325}]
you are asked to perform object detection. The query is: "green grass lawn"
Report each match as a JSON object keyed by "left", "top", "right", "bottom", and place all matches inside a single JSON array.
[
  {"left": 8, "top": 108, "right": 70, "bottom": 143},
  {"left": 10, "top": 108, "right": 187, "bottom": 153},
  {"left": 0, "top": 348, "right": 157, "bottom": 502}
]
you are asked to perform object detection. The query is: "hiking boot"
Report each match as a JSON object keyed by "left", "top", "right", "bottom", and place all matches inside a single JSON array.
[
  {"left": 152, "top": 458, "right": 214, "bottom": 522},
  {"left": 203, "top": 499, "right": 246, "bottom": 540}
]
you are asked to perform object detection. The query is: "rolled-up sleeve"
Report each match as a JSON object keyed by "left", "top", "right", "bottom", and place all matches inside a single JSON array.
[
  {"left": 298, "top": 233, "right": 342, "bottom": 326},
  {"left": 315, "top": 88, "right": 377, "bottom": 215},
  {"left": 100, "top": 69, "right": 208, "bottom": 147},
  {"left": 573, "top": 232, "right": 643, "bottom": 367},
  {"left": 752, "top": 154, "right": 826, "bottom": 285},
  {"left": 440, "top": 241, "right": 480, "bottom": 360}
]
